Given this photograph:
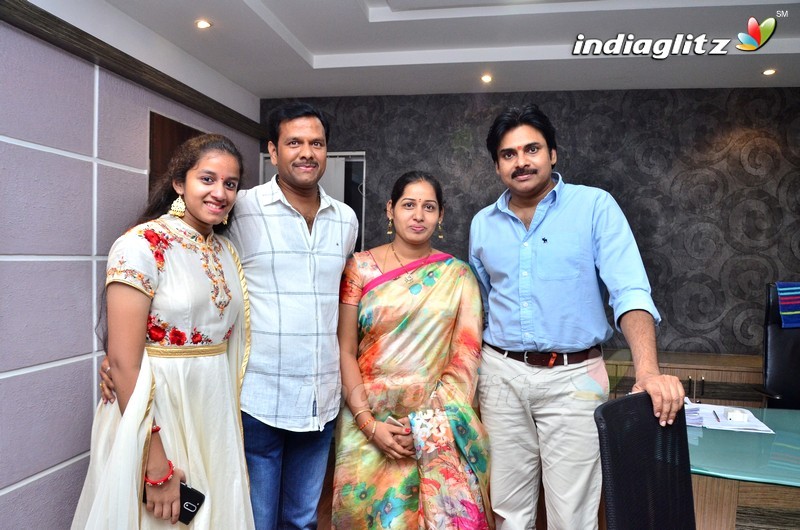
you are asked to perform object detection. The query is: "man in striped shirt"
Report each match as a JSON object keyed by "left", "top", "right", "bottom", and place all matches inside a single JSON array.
[{"left": 228, "top": 102, "right": 358, "bottom": 530}]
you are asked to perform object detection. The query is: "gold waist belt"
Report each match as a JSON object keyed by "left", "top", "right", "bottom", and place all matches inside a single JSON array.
[{"left": 146, "top": 341, "right": 227, "bottom": 358}]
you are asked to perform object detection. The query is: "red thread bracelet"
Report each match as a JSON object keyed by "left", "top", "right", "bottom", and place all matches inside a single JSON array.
[{"left": 144, "top": 460, "right": 174, "bottom": 487}]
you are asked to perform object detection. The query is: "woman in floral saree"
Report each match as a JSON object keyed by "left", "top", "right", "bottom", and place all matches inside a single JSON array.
[{"left": 333, "top": 171, "right": 493, "bottom": 529}]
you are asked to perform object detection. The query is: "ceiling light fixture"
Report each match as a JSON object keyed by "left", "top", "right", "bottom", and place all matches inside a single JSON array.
[
  {"left": 762, "top": 68, "right": 776, "bottom": 76},
  {"left": 195, "top": 19, "right": 213, "bottom": 29},
  {"left": 481, "top": 74, "right": 493, "bottom": 84}
]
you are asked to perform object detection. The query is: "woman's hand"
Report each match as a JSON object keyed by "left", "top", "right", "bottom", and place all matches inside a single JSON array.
[
  {"left": 144, "top": 426, "right": 183, "bottom": 524},
  {"left": 144, "top": 465, "right": 186, "bottom": 524},
  {"left": 393, "top": 416, "right": 415, "bottom": 453},
  {"left": 370, "top": 420, "right": 415, "bottom": 460},
  {"left": 98, "top": 357, "right": 116, "bottom": 404}
]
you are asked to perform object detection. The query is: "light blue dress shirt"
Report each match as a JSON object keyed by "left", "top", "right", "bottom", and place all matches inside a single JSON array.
[{"left": 469, "top": 173, "right": 660, "bottom": 353}]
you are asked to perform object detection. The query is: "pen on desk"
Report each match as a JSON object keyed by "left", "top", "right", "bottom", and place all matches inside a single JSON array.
[{"left": 712, "top": 410, "right": 720, "bottom": 422}]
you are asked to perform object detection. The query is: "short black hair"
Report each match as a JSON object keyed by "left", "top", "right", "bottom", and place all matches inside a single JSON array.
[
  {"left": 266, "top": 102, "right": 330, "bottom": 145},
  {"left": 486, "top": 103, "right": 557, "bottom": 164}
]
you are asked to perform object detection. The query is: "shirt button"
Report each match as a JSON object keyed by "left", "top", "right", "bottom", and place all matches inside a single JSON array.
[
  {"left": 523, "top": 242, "right": 529, "bottom": 247},
  {"left": 522, "top": 302, "right": 529, "bottom": 308},
  {"left": 522, "top": 271, "right": 528, "bottom": 276}
]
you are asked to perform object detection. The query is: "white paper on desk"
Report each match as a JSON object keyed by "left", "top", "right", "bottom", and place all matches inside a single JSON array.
[
  {"left": 684, "top": 398, "right": 703, "bottom": 427},
  {"left": 684, "top": 399, "right": 774, "bottom": 433}
]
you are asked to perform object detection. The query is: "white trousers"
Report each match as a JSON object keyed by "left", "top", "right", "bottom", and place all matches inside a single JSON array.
[{"left": 477, "top": 344, "right": 609, "bottom": 530}]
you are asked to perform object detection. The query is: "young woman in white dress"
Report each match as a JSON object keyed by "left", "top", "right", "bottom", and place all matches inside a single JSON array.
[{"left": 73, "top": 134, "right": 255, "bottom": 529}]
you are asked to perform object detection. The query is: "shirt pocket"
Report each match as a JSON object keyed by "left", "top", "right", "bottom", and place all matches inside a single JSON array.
[{"left": 534, "top": 233, "right": 583, "bottom": 280}]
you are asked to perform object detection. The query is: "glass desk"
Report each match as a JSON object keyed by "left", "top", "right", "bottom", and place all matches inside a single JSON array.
[
  {"left": 687, "top": 408, "right": 800, "bottom": 529},
  {"left": 688, "top": 407, "right": 800, "bottom": 487}
]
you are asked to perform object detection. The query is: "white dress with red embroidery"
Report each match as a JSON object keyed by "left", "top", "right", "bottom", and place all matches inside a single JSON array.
[{"left": 72, "top": 214, "right": 254, "bottom": 529}]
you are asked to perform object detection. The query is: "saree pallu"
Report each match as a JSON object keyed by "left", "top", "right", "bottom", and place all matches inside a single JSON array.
[{"left": 333, "top": 251, "right": 493, "bottom": 530}]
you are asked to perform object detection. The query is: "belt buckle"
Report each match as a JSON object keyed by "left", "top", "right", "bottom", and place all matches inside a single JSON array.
[
  {"left": 522, "top": 351, "right": 558, "bottom": 367},
  {"left": 522, "top": 351, "right": 533, "bottom": 366}
]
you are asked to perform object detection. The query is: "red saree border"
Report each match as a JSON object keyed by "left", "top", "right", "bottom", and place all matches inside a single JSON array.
[{"left": 362, "top": 253, "right": 451, "bottom": 296}]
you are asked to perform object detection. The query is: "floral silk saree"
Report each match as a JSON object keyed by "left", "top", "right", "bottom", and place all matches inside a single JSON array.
[{"left": 333, "top": 251, "right": 493, "bottom": 529}]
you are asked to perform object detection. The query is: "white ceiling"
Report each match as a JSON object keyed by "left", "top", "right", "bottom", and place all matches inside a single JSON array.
[{"left": 102, "top": 0, "right": 800, "bottom": 99}]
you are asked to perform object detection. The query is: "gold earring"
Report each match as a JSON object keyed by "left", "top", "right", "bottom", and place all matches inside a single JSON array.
[
  {"left": 169, "top": 195, "right": 186, "bottom": 218},
  {"left": 386, "top": 218, "right": 394, "bottom": 235},
  {"left": 438, "top": 221, "right": 444, "bottom": 240},
  {"left": 222, "top": 213, "right": 229, "bottom": 225}
]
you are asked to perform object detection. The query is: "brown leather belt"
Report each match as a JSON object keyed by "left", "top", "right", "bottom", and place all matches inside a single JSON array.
[{"left": 486, "top": 343, "right": 602, "bottom": 367}]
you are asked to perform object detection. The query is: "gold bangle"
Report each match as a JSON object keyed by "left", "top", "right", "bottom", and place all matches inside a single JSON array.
[
  {"left": 352, "top": 408, "right": 372, "bottom": 423},
  {"left": 366, "top": 421, "right": 378, "bottom": 442}
]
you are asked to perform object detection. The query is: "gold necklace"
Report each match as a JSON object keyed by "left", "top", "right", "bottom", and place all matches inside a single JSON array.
[{"left": 390, "top": 243, "right": 431, "bottom": 284}]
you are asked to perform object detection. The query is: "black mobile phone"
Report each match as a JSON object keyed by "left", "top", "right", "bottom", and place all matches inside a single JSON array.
[
  {"left": 178, "top": 483, "right": 205, "bottom": 524},
  {"left": 142, "top": 482, "right": 205, "bottom": 525}
]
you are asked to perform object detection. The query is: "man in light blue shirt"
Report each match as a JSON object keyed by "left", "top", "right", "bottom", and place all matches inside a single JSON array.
[{"left": 469, "top": 103, "right": 684, "bottom": 529}]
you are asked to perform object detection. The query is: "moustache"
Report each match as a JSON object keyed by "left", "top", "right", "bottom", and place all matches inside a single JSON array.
[{"left": 512, "top": 168, "right": 537, "bottom": 178}]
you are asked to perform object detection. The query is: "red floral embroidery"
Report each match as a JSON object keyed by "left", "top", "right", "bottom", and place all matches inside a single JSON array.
[
  {"left": 141, "top": 228, "right": 172, "bottom": 271},
  {"left": 148, "top": 325, "right": 166, "bottom": 342},
  {"left": 224, "top": 325, "right": 234, "bottom": 340},
  {"left": 147, "top": 314, "right": 201, "bottom": 347},
  {"left": 190, "top": 328, "right": 213, "bottom": 345},
  {"left": 148, "top": 219, "right": 231, "bottom": 316},
  {"left": 147, "top": 315, "right": 167, "bottom": 342},
  {"left": 169, "top": 328, "right": 187, "bottom": 346},
  {"left": 143, "top": 229, "right": 161, "bottom": 247}
]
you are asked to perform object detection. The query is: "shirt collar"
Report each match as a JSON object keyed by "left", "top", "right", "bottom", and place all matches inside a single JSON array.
[
  {"left": 495, "top": 171, "right": 564, "bottom": 213},
  {"left": 258, "top": 174, "right": 333, "bottom": 210}
]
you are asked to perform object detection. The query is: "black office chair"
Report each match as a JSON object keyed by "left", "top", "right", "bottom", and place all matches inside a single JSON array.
[
  {"left": 594, "top": 392, "right": 696, "bottom": 530},
  {"left": 757, "top": 282, "right": 800, "bottom": 409}
]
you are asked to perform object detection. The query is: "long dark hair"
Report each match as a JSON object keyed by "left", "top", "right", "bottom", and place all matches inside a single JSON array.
[{"left": 140, "top": 133, "right": 244, "bottom": 234}]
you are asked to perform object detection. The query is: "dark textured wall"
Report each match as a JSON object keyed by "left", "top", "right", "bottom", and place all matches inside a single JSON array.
[{"left": 262, "top": 88, "right": 800, "bottom": 354}]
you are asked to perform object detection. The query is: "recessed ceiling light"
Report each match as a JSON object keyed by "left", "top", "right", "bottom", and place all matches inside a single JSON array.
[
  {"left": 762, "top": 68, "right": 776, "bottom": 76},
  {"left": 481, "top": 74, "right": 493, "bottom": 83},
  {"left": 195, "top": 19, "right": 213, "bottom": 29}
]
